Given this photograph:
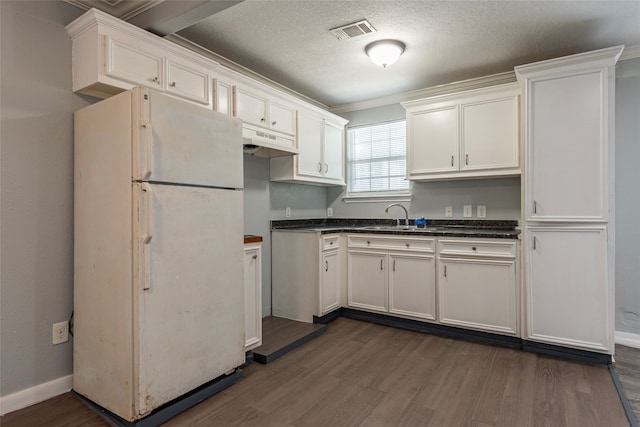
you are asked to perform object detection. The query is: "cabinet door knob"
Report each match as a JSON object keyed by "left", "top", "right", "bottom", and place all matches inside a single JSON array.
[
  {"left": 252, "top": 254, "right": 258, "bottom": 259},
  {"left": 261, "top": 117, "right": 266, "bottom": 122},
  {"left": 170, "top": 82, "right": 176, "bottom": 87},
  {"left": 151, "top": 77, "right": 160, "bottom": 84},
  {"left": 271, "top": 121, "right": 277, "bottom": 126},
  {"left": 466, "top": 154, "right": 469, "bottom": 165},
  {"left": 472, "top": 246, "right": 477, "bottom": 251},
  {"left": 406, "top": 243, "right": 410, "bottom": 248},
  {"left": 451, "top": 156, "right": 454, "bottom": 167},
  {"left": 366, "top": 240, "right": 370, "bottom": 245}
]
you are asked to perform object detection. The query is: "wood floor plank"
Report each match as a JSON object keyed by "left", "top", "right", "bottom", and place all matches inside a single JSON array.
[
  {"left": 615, "top": 344, "right": 640, "bottom": 422},
  {"left": 1, "top": 318, "right": 631, "bottom": 427}
]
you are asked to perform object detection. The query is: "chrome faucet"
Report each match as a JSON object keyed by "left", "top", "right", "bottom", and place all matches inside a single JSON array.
[{"left": 385, "top": 203, "right": 409, "bottom": 227}]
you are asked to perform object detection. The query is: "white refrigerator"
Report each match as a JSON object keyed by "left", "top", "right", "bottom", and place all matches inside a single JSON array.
[{"left": 73, "top": 87, "right": 245, "bottom": 422}]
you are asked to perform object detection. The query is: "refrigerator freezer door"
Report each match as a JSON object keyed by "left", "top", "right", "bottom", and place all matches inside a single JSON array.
[
  {"left": 133, "top": 87, "right": 243, "bottom": 189},
  {"left": 133, "top": 183, "right": 244, "bottom": 416}
]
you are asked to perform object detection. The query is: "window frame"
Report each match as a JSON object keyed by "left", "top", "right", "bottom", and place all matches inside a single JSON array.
[{"left": 344, "top": 119, "right": 411, "bottom": 202}]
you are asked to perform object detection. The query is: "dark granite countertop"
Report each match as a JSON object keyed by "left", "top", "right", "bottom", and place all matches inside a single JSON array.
[{"left": 271, "top": 218, "right": 520, "bottom": 239}]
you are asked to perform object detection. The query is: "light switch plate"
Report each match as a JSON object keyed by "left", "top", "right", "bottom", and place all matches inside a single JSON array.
[
  {"left": 477, "top": 205, "right": 486, "bottom": 218},
  {"left": 327, "top": 207, "right": 333, "bottom": 217},
  {"left": 445, "top": 206, "right": 453, "bottom": 218},
  {"left": 463, "top": 205, "right": 472, "bottom": 217}
]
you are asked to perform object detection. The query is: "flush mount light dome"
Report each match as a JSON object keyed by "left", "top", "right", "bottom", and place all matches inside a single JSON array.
[{"left": 365, "top": 39, "right": 405, "bottom": 68}]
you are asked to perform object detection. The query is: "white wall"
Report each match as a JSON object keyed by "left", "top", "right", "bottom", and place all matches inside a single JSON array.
[
  {"left": 243, "top": 155, "right": 327, "bottom": 316},
  {"left": 1, "top": 0, "right": 89, "bottom": 398},
  {"left": 614, "top": 57, "right": 640, "bottom": 336}
]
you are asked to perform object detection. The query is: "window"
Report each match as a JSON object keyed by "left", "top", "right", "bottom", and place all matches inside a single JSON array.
[{"left": 347, "top": 120, "right": 409, "bottom": 196}]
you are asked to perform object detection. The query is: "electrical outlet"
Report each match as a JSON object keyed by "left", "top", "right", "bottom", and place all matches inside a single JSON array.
[
  {"left": 445, "top": 206, "right": 453, "bottom": 218},
  {"left": 285, "top": 207, "right": 291, "bottom": 218},
  {"left": 477, "top": 205, "right": 487, "bottom": 218},
  {"left": 463, "top": 205, "right": 473, "bottom": 218},
  {"left": 327, "top": 207, "right": 333, "bottom": 217},
  {"left": 52, "top": 321, "right": 69, "bottom": 345}
]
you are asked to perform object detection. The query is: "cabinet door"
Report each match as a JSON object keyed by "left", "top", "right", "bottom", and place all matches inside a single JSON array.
[
  {"left": 320, "top": 250, "right": 341, "bottom": 315},
  {"left": 347, "top": 251, "right": 387, "bottom": 313},
  {"left": 389, "top": 254, "right": 436, "bottom": 320},
  {"left": 526, "top": 226, "right": 610, "bottom": 352},
  {"left": 525, "top": 70, "right": 607, "bottom": 221},
  {"left": 166, "top": 59, "right": 210, "bottom": 105},
  {"left": 461, "top": 95, "right": 518, "bottom": 171},
  {"left": 407, "top": 105, "right": 458, "bottom": 175},
  {"left": 297, "top": 112, "right": 324, "bottom": 178},
  {"left": 269, "top": 101, "right": 296, "bottom": 135},
  {"left": 244, "top": 244, "right": 262, "bottom": 351},
  {"left": 438, "top": 258, "right": 517, "bottom": 335},
  {"left": 323, "top": 121, "right": 345, "bottom": 182},
  {"left": 214, "top": 78, "right": 234, "bottom": 116},
  {"left": 105, "top": 36, "right": 163, "bottom": 88},
  {"left": 235, "top": 87, "right": 268, "bottom": 126}
]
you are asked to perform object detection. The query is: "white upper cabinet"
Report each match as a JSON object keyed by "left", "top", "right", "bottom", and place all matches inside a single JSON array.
[
  {"left": 270, "top": 109, "right": 348, "bottom": 186},
  {"left": 407, "top": 105, "right": 459, "bottom": 174},
  {"left": 66, "top": 9, "right": 213, "bottom": 107},
  {"left": 516, "top": 47, "right": 623, "bottom": 222},
  {"left": 402, "top": 83, "right": 520, "bottom": 181},
  {"left": 296, "top": 112, "right": 324, "bottom": 177},
  {"left": 213, "top": 77, "right": 235, "bottom": 117},
  {"left": 165, "top": 59, "right": 210, "bottom": 105},
  {"left": 105, "top": 36, "right": 163, "bottom": 89},
  {"left": 234, "top": 86, "right": 296, "bottom": 136},
  {"left": 461, "top": 96, "right": 519, "bottom": 171}
]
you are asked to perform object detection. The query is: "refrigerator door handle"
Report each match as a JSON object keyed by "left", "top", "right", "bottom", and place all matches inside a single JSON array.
[
  {"left": 141, "top": 183, "right": 153, "bottom": 244},
  {"left": 141, "top": 183, "right": 153, "bottom": 291},
  {"left": 141, "top": 119, "right": 153, "bottom": 180}
]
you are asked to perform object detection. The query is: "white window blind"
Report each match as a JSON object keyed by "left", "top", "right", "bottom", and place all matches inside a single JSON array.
[{"left": 347, "top": 120, "right": 409, "bottom": 194}]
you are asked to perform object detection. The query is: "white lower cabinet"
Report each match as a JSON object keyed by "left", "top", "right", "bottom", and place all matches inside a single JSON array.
[
  {"left": 389, "top": 254, "right": 436, "bottom": 320},
  {"left": 243, "top": 241, "right": 262, "bottom": 351},
  {"left": 347, "top": 235, "right": 436, "bottom": 320},
  {"left": 321, "top": 248, "right": 341, "bottom": 315},
  {"left": 348, "top": 251, "right": 388, "bottom": 313},
  {"left": 526, "top": 226, "right": 611, "bottom": 352},
  {"left": 272, "top": 231, "right": 344, "bottom": 322},
  {"left": 438, "top": 238, "right": 518, "bottom": 335}
]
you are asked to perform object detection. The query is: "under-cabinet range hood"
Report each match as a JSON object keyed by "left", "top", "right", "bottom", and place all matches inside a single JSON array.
[{"left": 242, "top": 124, "right": 298, "bottom": 158}]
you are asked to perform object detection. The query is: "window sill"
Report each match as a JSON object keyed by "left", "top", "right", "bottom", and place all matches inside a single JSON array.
[{"left": 342, "top": 193, "right": 413, "bottom": 203}]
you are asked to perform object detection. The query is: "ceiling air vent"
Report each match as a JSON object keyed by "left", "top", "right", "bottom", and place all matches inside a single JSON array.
[{"left": 330, "top": 20, "right": 377, "bottom": 40}]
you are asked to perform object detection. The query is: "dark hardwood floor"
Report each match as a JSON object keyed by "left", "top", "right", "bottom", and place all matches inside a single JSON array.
[
  {"left": 616, "top": 344, "right": 640, "bottom": 422},
  {"left": 1, "top": 318, "right": 631, "bottom": 427}
]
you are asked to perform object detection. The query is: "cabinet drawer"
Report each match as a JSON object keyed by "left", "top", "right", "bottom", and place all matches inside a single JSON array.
[
  {"left": 322, "top": 235, "right": 340, "bottom": 250},
  {"left": 348, "top": 235, "right": 435, "bottom": 253},
  {"left": 439, "top": 239, "right": 516, "bottom": 258}
]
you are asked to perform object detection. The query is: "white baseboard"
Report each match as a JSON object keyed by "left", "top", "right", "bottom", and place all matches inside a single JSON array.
[
  {"left": 615, "top": 330, "right": 640, "bottom": 349},
  {"left": 0, "top": 374, "right": 72, "bottom": 416}
]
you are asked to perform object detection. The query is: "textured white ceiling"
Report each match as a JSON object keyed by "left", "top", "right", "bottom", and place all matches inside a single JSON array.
[{"left": 68, "top": 1, "right": 640, "bottom": 108}]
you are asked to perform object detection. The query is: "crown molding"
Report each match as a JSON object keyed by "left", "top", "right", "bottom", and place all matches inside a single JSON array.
[
  {"left": 330, "top": 71, "right": 517, "bottom": 114},
  {"left": 63, "top": 0, "right": 164, "bottom": 21},
  {"left": 621, "top": 44, "right": 640, "bottom": 60}
]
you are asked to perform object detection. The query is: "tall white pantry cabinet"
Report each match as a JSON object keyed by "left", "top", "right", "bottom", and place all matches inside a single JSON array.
[{"left": 516, "top": 46, "right": 624, "bottom": 354}]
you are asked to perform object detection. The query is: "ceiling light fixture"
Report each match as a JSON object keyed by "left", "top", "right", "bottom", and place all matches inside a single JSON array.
[{"left": 365, "top": 39, "right": 405, "bottom": 68}]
